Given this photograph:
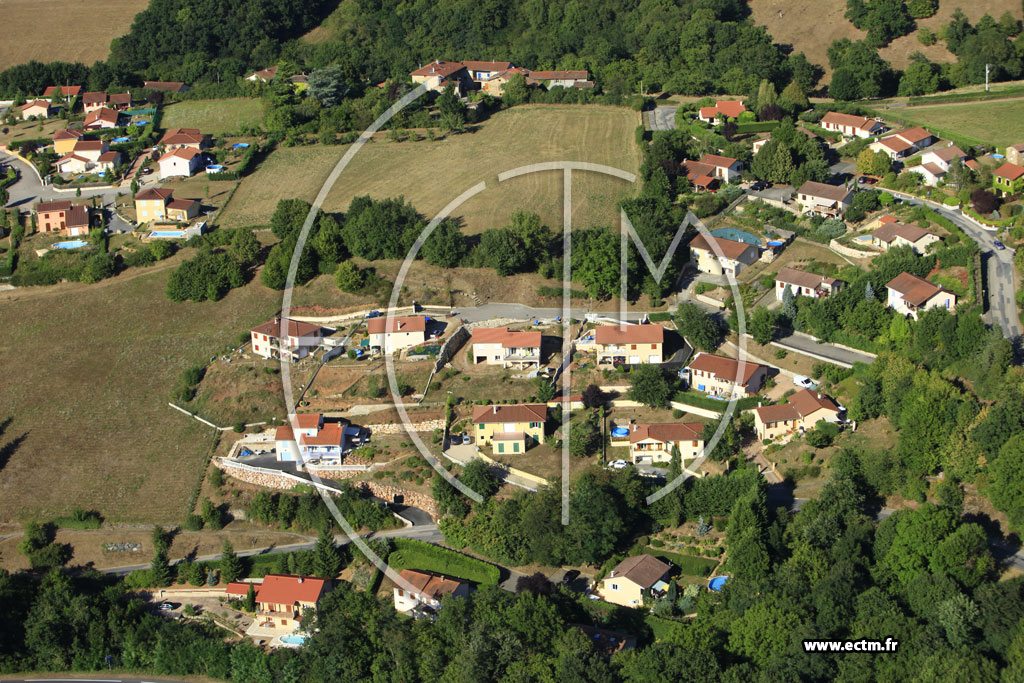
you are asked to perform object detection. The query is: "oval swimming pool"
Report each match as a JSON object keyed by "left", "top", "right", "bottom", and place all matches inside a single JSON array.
[
  {"left": 52, "top": 240, "right": 89, "bottom": 249},
  {"left": 708, "top": 576, "right": 729, "bottom": 591},
  {"left": 612, "top": 427, "right": 630, "bottom": 438},
  {"left": 711, "top": 227, "right": 760, "bottom": 245},
  {"left": 206, "top": 164, "right": 226, "bottom": 173}
]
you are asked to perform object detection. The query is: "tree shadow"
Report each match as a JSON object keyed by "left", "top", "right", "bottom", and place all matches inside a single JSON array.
[{"left": 0, "top": 430, "right": 28, "bottom": 473}]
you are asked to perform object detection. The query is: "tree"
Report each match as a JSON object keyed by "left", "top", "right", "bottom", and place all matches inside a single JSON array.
[
  {"left": 432, "top": 471, "right": 470, "bottom": 518},
  {"left": 749, "top": 306, "right": 778, "bottom": 345},
  {"left": 334, "top": 261, "right": 365, "bottom": 293},
  {"left": 152, "top": 524, "right": 169, "bottom": 554},
  {"left": 202, "top": 499, "right": 224, "bottom": 530},
  {"left": 865, "top": 281, "right": 875, "bottom": 300},
  {"left": 628, "top": 364, "right": 672, "bottom": 408},
  {"left": 437, "top": 82, "right": 465, "bottom": 132},
  {"left": 987, "top": 434, "right": 1024, "bottom": 530},
  {"left": 668, "top": 444, "right": 682, "bottom": 481},
  {"left": 898, "top": 59, "right": 940, "bottom": 96},
  {"left": 907, "top": 0, "right": 939, "bottom": 19},
  {"left": 535, "top": 376, "right": 556, "bottom": 402},
  {"left": 421, "top": 219, "right": 466, "bottom": 268},
  {"left": 461, "top": 458, "right": 500, "bottom": 500},
  {"left": 502, "top": 73, "right": 528, "bottom": 106},
  {"left": 151, "top": 550, "right": 173, "bottom": 587},
  {"left": 971, "top": 189, "right": 999, "bottom": 215},
  {"left": 312, "top": 526, "right": 341, "bottom": 578},
  {"left": 307, "top": 65, "right": 352, "bottom": 107},
  {"left": 479, "top": 228, "right": 527, "bottom": 276},
  {"left": 781, "top": 285, "right": 796, "bottom": 320},
  {"left": 937, "top": 593, "right": 979, "bottom": 647},
  {"left": 778, "top": 80, "right": 809, "bottom": 112},
  {"left": 244, "top": 582, "right": 256, "bottom": 612},
  {"left": 829, "top": 67, "right": 862, "bottom": 100},
  {"left": 569, "top": 412, "right": 602, "bottom": 458},
  {"left": 219, "top": 540, "right": 243, "bottom": 583},
  {"left": 677, "top": 302, "right": 723, "bottom": 351},
  {"left": 581, "top": 384, "right": 607, "bottom": 409}
]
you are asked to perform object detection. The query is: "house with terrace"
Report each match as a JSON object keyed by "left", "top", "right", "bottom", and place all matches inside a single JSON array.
[
  {"left": 594, "top": 324, "right": 664, "bottom": 366},
  {"left": 250, "top": 317, "right": 323, "bottom": 361},
  {"left": 906, "top": 145, "right": 971, "bottom": 186},
  {"left": 885, "top": 272, "right": 956, "bottom": 320},
  {"left": 627, "top": 422, "right": 704, "bottom": 465},
  {"left": 393, "top": 570, "right": 471, "bottom": 613},
  {"left": 471, "top": 327, "right": 543, "bottom": 368},
  {"left": 134, "top": 187, "right": 174, "bottom": 222},
  {"left": 274, "top": 415, "right": 349, "bottom": 464},
  {"left": 697, "top": 100, "right": 746, "bottom": 123},
  {"left": 795, "top": 181, "right": 853, "bottom": 218},
  {"left": 871, "top": 218, "right": 940, "bottom": 254},
  {"left": 367, "top": 316, "right": 427, "bottom": 354},
  {"left": 35, "top": 200, "right": 90, "bottom": 235},
  {"left": 158, "top": 147, "right": 203, "bottom": 179},
  {"left": 688, "top": 233, "right": 759, "bottom": 276},
  {"left": 774, "top": 268, "right": 844, "bottom": 301},
  {"left": 597, "top": 554, "right": 671, "bottom": 608},
  {"left": 472, "top": 403, "right": 547, "bottom": 453},
  {"left": 250, "top": 574, "right": 332, "bottom": 632},
  {"left": 683, "top": 352, "right": 767, "bottom": 398},
  {"left": 753, "top": 388, "right": 843, "bottom": 441},
  {"left": 819, "top": 111, "right": 886, "bottom": 138}
]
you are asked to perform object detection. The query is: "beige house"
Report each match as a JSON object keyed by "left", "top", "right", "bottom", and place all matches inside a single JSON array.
[
  {"left": 471, "top": 327, "right": 542, "bottom": 368},
  {"left": 53, "top": 128, "right": 86, "bottom": 155},
  {"left": 250, "top": 317, "right": 323, "bottom": 362},
  {"left": 71, "top": 139, "right": 108, "bottom": 163},
  {"left": 775, "top": 268, "right": 844, "bottom": 302},
  {"left": 367, "top": 315, "right": 427, "bottom": 353},
  {"left": 393, "top": 569, "right": 471, "bottom": 613},
  {"left": 594, "top": 324, "right": 664, "bottom": 366},
  {"left": 795, "top": 181, "right": 853, "bottom": 218},
  {"left": 819, "top": 111, "right": 886, "bottom": 138},
  {"left": 688, "top": 233, "right": 760, "bottom": 276},
  {"left": 697, "top": 100, "right": 746, "bottom": 123},
  {"left": 20, "top": 100, "right": 52, "bottom": 120},
  {"left": 1007, "top": 143, "right": 1024, "bottom": 166},
  {"left": 870, "top": 127, "right": 936, "bottom": 160},
  {"left": 627, "top": 422, "right": 703, "bottom": 464},
  {"left": 83, "top": 107, "right": 119, "bottom": 129},
  {"left": 753, "top": 388, "right": 842, "bottom": 441},
  {"left": 158, "top": 147, "right": 203, "bottom": 179},
  {"left": 684, "top": 352, "right": 767, "bottom": 398},
  {"left": 871, "top": 220, "right": 941, "bottom": 254},
  {"left": 134, "top": 187, "right": 174, "bottom": 222},
  {"left": 252, "top": 574, "right": 332, "bottom": 631},
  {"left": 886, "top": 272, "right": 956, "bottom": 320},
  {"left": 409, "top": 60, "right": 468, "bottom": 92},
  {"left": 167, "top": 198, "right": 200, "bottom": 222},
  {"left": 597, "top": 554, "right": 671, "bottom": 607},
  {"left": 472, "top": 403, "right": 547, "bottom": 452}
]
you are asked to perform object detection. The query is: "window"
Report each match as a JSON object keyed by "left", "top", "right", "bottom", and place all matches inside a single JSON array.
[
  {"left": 397, "top": 590, "right": 404, "bottom": 597},
  {"left": 610, "top": 583, "right": 619, "bottom": 591},
  {"left": 631, "top": 344, "right": 637, "bottom": 350},
  {"left": 692, "top": 440, "right": 698, "bottom": 447},
  {"left": 513, "top": 442, "right": 520, "bottom": 453},
  {"left": 498, "top": 443, "right": 504, "bottom": 453}
]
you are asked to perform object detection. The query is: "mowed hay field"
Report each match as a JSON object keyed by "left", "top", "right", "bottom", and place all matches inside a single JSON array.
[
  {"left": 218, "top": 105, "right": 642, "bottom": 233},
  {"left": 0, "top": 0, "right": 147, "bottom": 71},
  {"left": 160, "top": 99, "right": 267, "bottom": 136},
  {"left": 895, "top": 99, "right": 1024, "bottom": 149},
  {"left": 0, "top": 257, "right": 283, "bottom": 524},
  {"left": 750, "top": 0, "right": 1019, "bottom": 76}
]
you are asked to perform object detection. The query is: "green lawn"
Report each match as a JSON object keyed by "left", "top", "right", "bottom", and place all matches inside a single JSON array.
[
  {"left": 160, "top": 99, "right": 266, "bottom": 136},
  {"left": 388, "top": 538, "right": 501, "bottom": 584},
  {"left": 893, "top": 99, "right": 1024, "bottom": 151}
]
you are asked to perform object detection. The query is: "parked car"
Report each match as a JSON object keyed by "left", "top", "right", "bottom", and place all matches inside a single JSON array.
[
  {"left": 461, "top": 434, "right": 472, "bottom": 445},
  {"left": 750, "top": 181, "right": 766, "bottom": 191},
  {"left": 609, "top": 460, "right": 630, "bottom": 470},
  {"left": 793, "top": 375, "right": 817, "bottom": 389},
  {"left": 141, "top": 167, "right": 153, "bottom": 175},
  {"left": 365, "top": 310, "right": 381, "bottom": 318},
  {"left": 993, "top": 240, "right": 1006, "bottom": 251},
  {"left": 561, "top": 569, "right": 580, "bottom": 585},
  {"left": 158, "top": 602, "right": 174, "bottom": 611}
]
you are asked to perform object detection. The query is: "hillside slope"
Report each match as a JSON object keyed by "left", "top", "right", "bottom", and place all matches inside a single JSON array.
[{"left": 750, "top": 0, "right": 1019, "bottom": 78}]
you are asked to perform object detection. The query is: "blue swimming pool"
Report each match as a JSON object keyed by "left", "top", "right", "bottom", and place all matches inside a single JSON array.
[
  {"left": 206, "top": 164, "right": 226, "bottom": 173},
  {"left": 52, "top": 240, "right": 89, "bottom": 249},
  {"left": 612, "top": 427, "right": 630, "bottom": 438},
  {"left": 711, "top": 227, "right": 760, "bottom": 245},
  {"left": 150, "top": 230, "right": 187, "bottom": 239},
  {"left": 112, "top": 136, "right": 131, "bottom": 142},
  {"left": 708, "top": 576, "right": 729, "bottom": 591},
  {"left": 233, "top": 142, "right": 250, "bottom": 148},
  {"left": 280, "top": 633, "right": 307, "bottom": 645},
  {"left": 767, "top": 240, "right": 784, "bottom": 247}
]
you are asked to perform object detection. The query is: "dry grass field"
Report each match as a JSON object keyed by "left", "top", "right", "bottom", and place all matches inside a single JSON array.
[
  {"left": 892, "top": 99, "right": 1024, "bottom": 150},
  {"left": 0, "top": 252, "right": 282, "bottom": 524},
  {"left": 218, "top": 105, "right": 642, "bottom": 233},
  {"left": 0, "top": 0, "right": 147, "bottom": 71},
  {"left": 750, "top": 0, "right": 1019, "bottom": 77},
  {"left": 160, "top": 99, "right": 266, "bottom": 136}
]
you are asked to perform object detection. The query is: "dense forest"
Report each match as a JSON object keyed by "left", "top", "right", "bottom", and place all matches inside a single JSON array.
[{"left": 1, "top": 0, "right": 1018, "bottom": 101}]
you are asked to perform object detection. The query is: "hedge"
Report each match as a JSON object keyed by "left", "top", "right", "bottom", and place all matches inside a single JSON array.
[
  {"left": 673, "top": 389, "right": 760, "bottom": 413},
  {"left": 647, "top": 311, "right": 672, "bottom": 322},
  {"left": 962, "top": 206, "right": 1017, "bottom": 228},
  {"left": 388, "top": 538, "right": 500, "bottom": 585},
  {"left": 734, "top": 121, "right": 779, "bottom": 134}
]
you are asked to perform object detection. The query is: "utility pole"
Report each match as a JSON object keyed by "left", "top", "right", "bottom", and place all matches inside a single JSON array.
[{"left": 985, "top": 64, "right": 992, "bottom": 92}]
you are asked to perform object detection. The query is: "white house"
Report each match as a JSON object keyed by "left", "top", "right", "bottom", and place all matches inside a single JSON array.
[
  {"left": 158, "top": 147, "right": 203, "bottom": 179},
  {"left": 250, "top": 317, "right": 323, "bottom": 362},
  {"left": 871, "top": 220, "right": 941, "bottom": 254},
  {"left": 393, "top": 569, "right": 471, "bottom": 613},
  {"left": 367, "top": 316, "right": 427, "bottom": 353},
  {"left": 274, "top": 416, "right": 348, "bottom": 464},
  {"left": 885, "top": 272, "right": 956, "bottom": 320},
  {"left": 471, "top": 327, "right": 542, "bottom": 368},
  {"left": 870, "top": 127, "right": 936, "bottom": 160},
  {"left": 819, "top": 111, "right": 886, "bottom": 138},
  {"left": 795, "top": 181, "right": 854, "bottom": 218},
  {"left": 683, "top": 352, "right": 768, "bottom": 398},
  {"left": 906, "top": 145, "right": 970, "bottom": 186},
  {"left": 775, "top": 268, "right": 844, "bottom": 301},
  {"left": 83, "top": 107, "right": 120, "bottom": 129},
  {"left": 688, "top": 233, "right": 760, "bottom": 276}
]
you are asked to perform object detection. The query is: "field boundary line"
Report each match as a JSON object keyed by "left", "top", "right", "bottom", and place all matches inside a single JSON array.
[{"left": 167, "top": 402, "right": 268, "bottom": 431}]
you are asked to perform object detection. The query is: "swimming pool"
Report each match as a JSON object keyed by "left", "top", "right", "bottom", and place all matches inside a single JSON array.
[
  {"left": 711, "top": 227, "right": 760, "bottom": 245},
  {"left": 233, "top": 142, "right": 250, "bottom": 148},
  {"left": 853, "top": 235, "right": 873, "bottom": 243},
  {"left": 708, "top": 576, "right": 729, "bottom": 591},
  {"left": 52, "top": 240, "right": 89, "bottom": 249},
  {"left": 279, "top": 633, "right": 307, "bottom": 645},
  {"left": 206, "top": 164, "right": 226, "bottom": 173},
  {"left": 612, "top": 427, "right": 630, "bottom": 438},
  {"left": 150, "top": 230, "right": 187, "bottom": 239},
  {"left": 112, "top": 136, "right": 131, "bottom": 143}
]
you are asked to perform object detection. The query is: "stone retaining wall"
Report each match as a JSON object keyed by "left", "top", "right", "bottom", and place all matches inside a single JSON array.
[
  {"left": 829, "top": 239, "right": 875, "bottom": 259},
  {"left": 357, "top": 481, "right": 438, "bottom": 518},
  {"left": 365, "top": 419, "right": 444, "bottom": 434}
]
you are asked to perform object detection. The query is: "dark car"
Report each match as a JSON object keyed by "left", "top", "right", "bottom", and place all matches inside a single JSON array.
[
  {"left": 750, "top": 181, "right": 766, "bottom": 191},
  {"left": 561, "top": 570, "right": 580, "bottom": 585},
  {"left": 993, "top": 240, "right": 1006, "bottom": 251}
]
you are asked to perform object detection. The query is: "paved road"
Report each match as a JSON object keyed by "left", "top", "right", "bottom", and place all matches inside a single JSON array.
[
  {"left": 456, "top": 302, "right": 649, "bottom": 324},
  {"left": 768, "top": 331, "right": 876, "bottom": 367},
  {"left": 647, "top": 106, "right": 679, "bottom": 131},
  {"left": 745, "top": 183, "right": 794, "bottom": 204},
  {"left": 894, "top": 194, "right": 1022, "bottom": 347},
  {"left": 102, "top": 524, "right": 443, "bottom": 577}
]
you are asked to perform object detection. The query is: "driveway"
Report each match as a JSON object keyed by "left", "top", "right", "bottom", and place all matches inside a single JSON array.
[
  {"left": 647, "top": 106, "right": 679, "bottom": 131},
  {"left": 745, "top": 183, "right": 794, "bottom": 204},
  {"left": 767, "top": 331, "right": 876, "bottom": 367},
  {"left": 0, "top": 150, "right": 129, "bottom": 212}
]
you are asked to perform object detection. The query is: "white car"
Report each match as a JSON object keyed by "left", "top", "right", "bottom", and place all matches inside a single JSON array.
[
  {"left": 609, "top": 460, "right": 630, "bottom": 470},
  {"left": 793, "top": 375, "right": 817, "bottom": 389}
]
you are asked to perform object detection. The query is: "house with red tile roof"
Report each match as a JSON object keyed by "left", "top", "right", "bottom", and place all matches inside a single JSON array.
[
  {"left": 84, "top": 106, "right": 120, "bottom": 130},
  {"left": 597, "top": 554, "right": 671, "bottom": 607},
  {"left": 393, "top": 569, "right": 471, "bottom": 613},
  {"left": 795, "top": 181, "right": 854, "bottom": 218},
  {"left": 472, "top": 403, "right": 548, "bottom": 452},
  {"left": 627, "top": 422, "right": 704, "bottom": 464},
  {"left": 245, "top": 65, "right": 279, "bottom": 83},
  {"left": 774, "top": 268, "right": 844, "bottom": 301},
  {"left": 471, "top": 327, "right": 543, "bottom": 368},
  {"left": 35, "top": 200, "right": 73, "bottom": 233},
  {"left": 870, "top": 127, "right": 936, "bottom": 160},
  {"left": 158, "top": 147, "right": 203, "bottom": 179},
  {"left": 886, "top": 272, "right": 956, "bottom": 320},
  {"left": 144, "top": 81, "right": 189, "bottom": 93},
  {"left": 134, "top": 187, "right": 174, "bottom": 222},
  {"left": 594, "top": 324, "right": 664, "bottom": 366},
  {"left": 410, "top": 60, "right": 469, "bottom": 93},
  {"left": 42, "top": 85, "right": 82, "bottom": 99},
  {"left": 252, "top": 574, "right": 333, "bottom": 630},
  {"left": 52, "top": 128, "right": 86, "bottom": 155},
  {"left": 683, "top": 352, "right": 768, "bottom": 398},
  {"left": 871, "top": 222, "right": 941, "bottom": 254},
  {"left": 993, "top": 162, "right": 1024, "bottom": 196},
  {"left": 819, "top": 111, "right": 886, "bottom": 138},
  {"left": 20, "top": 100, "right": 52, "bottom": 120},
  {"left": 688, "top": 233, "right": 760, "bottom": 276},
  {"left": 753, "top": 388, "right": 842, "bottom": 441},
  {"left": 697, "top": 100, "right": 746, "bottom": 123},
  {"left": 250, "top": 317, "right": 323, "bottom": 362},
  {"left": 159, "top": 128, "right": 209, "bottom": 150},
  {"left": 367, "top": 315, "right": 427, "bottom": 353},
  {"left": 907, "top": 144, "right": 970, "bottom": 186},
  {"left": 526, "top": 70, "right": 592, "bottom": 88},
  {"left": 274, "top": 414, "right": 349, "bottom": 463}
]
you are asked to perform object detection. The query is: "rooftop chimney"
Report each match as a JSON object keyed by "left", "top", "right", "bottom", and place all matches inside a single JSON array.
[
  {"left": 818, "top": 393, "right": 823, "bottom": 399},
  {"left": 492, "top": 405, "right": 497, "bottom": 414},
  {"left": 297, "top": 577, "right": 303, "bottom": 583}
]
